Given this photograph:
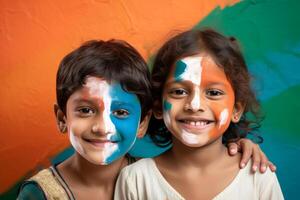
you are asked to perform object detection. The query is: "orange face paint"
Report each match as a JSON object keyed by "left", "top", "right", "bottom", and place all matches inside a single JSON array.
[{"left": 162, "top": 54, "right": 236, "bottom": 147}]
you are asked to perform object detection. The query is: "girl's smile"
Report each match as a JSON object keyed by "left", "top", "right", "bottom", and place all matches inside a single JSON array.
[{"left": 162, "top": 54, "right": 238, "bottom": 147}]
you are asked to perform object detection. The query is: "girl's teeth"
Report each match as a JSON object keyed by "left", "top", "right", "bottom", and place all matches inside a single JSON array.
[
  {"left": 186, "top": 120, "right": 208, "bottom": 126},
  {"left": 190, "top": 121, "right": 196, "bottom": 126}
]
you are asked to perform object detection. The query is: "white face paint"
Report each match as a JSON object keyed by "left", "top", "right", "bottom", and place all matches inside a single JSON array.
[
  {"left": 179, "top": 56, "right": 203, "bottom": 111},
  {"left": 84, "top": 77, "right": 117, "bottom": 162},
  {"left": 66, "top": 77, "right": 142, "bottom": 165},
  {"left": 181, "top": 129, "right": 211, "bottom": 146},
  {"left": 163, "top": 55, "right": 237, "bottom": 148},
  {"left": 86, "top": 78, "right": 116, "bottom": 136},
  {"left": 219, "top": 109, "right": 229, "bottom": 129}
]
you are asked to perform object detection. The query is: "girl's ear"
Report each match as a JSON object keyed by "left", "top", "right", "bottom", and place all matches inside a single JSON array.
[
  {"left": 137, "top": 110, "right": 152, "bottom": 138},
  {"left": 152, "top": 100, "right": 163, "bottom": 120},
  {"left": 54, "top": 104, "right": 67, "bottom": 133},
  {"left": 231, "top": 102, "right": 245, "bottom": 123}
]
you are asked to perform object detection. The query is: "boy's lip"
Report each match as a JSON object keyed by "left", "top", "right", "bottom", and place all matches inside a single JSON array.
[{"left": 83, "top": 138, "right": 117, "bottom": 147}]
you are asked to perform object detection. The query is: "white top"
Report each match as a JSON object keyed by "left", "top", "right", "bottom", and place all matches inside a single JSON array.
[{"left": 114, "top": 158, "right": 284, "bottom": 200}]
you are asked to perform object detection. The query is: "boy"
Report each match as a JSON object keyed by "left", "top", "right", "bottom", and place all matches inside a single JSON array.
[{"left": 18, "top": 39, "right": 274, "bottom": 200}]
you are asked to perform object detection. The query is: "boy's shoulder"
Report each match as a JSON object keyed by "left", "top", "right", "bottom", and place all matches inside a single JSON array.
[{"left": 19, "top": 166, "right": 71, "bottom": 200}]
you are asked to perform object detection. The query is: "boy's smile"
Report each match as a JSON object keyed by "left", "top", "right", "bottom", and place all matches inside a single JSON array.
[
  {"left": 66, "top": 77, "right": 141, "bottom": 165},
  {"left": 162, "top": 55, "right": 236, "bottom": 147}
]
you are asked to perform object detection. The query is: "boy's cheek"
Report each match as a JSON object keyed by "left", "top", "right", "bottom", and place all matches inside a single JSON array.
[{"left": 112, "top": 117, "right": 140, "bottom": 140}]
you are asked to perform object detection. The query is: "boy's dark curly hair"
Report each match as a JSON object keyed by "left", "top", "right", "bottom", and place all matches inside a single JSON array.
[{"left": 56, "top": 39, "right": 152, "bottom": 120}]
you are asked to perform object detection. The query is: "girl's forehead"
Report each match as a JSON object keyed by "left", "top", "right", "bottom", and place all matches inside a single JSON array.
[{"left": 168, "top": 55, "right": 227, "bottom": 81}]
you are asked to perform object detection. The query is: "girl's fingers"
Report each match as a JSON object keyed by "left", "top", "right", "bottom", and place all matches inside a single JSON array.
[
  {"left": 239, "top": 140, "right": 252, "bottom": 168},
  {"left": 259, "top": 151, "right": 268, "bottom": 173},
  {"left": 268, "top": 161, "right": 277, "bottom": 172},
  {"left": 250, "top": 145, "right": 260, "bottom": 172},
  {"left": 227, "top": 142, "right": 238, "bottom": 155}
]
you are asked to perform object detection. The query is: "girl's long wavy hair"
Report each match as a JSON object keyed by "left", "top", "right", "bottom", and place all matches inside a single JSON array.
[{"left": 148, "top": 29, "right": 263, "bottom": 147}]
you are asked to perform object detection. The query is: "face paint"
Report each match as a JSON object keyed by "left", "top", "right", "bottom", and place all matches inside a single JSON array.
[
  {"left": 218, "top": 109, "right": 229, "bottom": 129},
  {"left": 106, "top": 83, "right": 141, "bottom": 164},
  {"left": 174, "top": 57, "right": 203, "bottom": 111},
  {"left": 66, "top": 77, "right": 141, "bottom": 165},
  {"left": 163, "top": 100, "right": 172, "bottom": 127},
  {"left": 181, "top": 129, "right": 210, "bottom": 145},
  {"left": 162, "top": 55, "right": 236, "bottom": 147}
]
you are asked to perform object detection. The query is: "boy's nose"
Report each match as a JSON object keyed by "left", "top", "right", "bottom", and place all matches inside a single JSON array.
[{"left": 91, "top": 112, "right": 116, "bottom": 136}]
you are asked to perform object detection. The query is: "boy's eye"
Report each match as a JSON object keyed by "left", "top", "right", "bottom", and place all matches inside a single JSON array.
[
  {"left": 206, "top": 89, "right": 224, "bottom": 98},
  {"left": 112, "top": 109, "right": 129, "bottom": 119},
  {"left": 77, "top": 107, "right": 95, "bottom": 116}
]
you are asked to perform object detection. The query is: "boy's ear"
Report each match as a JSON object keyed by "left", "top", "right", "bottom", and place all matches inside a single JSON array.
[
  {"left": 54, "top": 104, "right": 67, "bottom": 133},
  {"left": 231, "top": 102, "right": 245, "bottom": 123},
  {"left": 137, "top": 110, "right": 152, "bottom": 138},
  {"left": 152, "top": 100, "right": 163, "bottom": 120}
]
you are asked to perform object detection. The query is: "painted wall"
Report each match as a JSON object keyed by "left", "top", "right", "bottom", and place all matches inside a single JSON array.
[{"left": 0, "top": 0, "right": 299, "bottom": 199}]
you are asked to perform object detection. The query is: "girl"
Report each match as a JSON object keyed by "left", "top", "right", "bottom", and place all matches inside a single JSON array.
[
  {"left": 18, "top": 38, "right": 274, "bottom": 200},
  {"left": 115, "top": 29, "right": 283, "bottom": 200}
]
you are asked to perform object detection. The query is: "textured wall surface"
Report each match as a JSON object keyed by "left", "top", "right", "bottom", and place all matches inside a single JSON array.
[{"left": 0, "top": 0, "right": 299, "bottom": 199}]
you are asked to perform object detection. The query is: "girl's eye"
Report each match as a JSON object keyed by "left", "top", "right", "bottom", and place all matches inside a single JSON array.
[
  {"left": 169, "top": 88, "right": 188, "bottom": 97},
  {"left": 206, "top": 89, "right": 224, "bottom": 97},
  {"left": 112, "top": 109, "right": 129, "bottom": 119}
]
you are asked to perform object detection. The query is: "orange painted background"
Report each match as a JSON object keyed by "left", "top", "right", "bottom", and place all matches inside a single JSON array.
[{"left": 0, "top": 0, "right": 238, "bottom": 194}]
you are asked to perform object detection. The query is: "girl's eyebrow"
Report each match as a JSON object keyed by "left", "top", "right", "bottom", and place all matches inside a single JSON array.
[{"left": 204, "top": 81, "right": 232, "bottom": 88}]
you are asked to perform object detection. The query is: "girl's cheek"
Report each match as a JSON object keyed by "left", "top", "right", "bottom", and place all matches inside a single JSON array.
[
  {"left": 209, "top": 102, "right": 231, "bottom": 136},
  {"left": 163, "top": 99, "right": 172, "bottom": 126}
]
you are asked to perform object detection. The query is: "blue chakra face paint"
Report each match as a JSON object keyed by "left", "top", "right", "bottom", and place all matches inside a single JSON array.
[
  {"left": 66, "top": 77, "right": 141, "bottom": 165},
  {"left": 106, "top": 83, "right": 141, "bottom": 164}
]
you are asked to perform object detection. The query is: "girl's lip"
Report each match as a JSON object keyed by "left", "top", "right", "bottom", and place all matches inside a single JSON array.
[
  {"left": 178, "top": 119, "right": 214, "bottom": 132},
  {"left": 177, "top": 116, "right": 213, "bottom": 122}
]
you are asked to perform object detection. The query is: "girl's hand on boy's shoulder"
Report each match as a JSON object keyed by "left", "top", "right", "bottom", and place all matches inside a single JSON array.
[{"left": 227, "top": 138, "right": 277, "bottom": 173}]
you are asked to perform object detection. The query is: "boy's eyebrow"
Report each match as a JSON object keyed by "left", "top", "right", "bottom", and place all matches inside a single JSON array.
[
  {"left": 72, "top": 98, "right": 97, "bottom": 104},
  {"left": 111, "top": 100, "right": 137, "bottom": 108}
]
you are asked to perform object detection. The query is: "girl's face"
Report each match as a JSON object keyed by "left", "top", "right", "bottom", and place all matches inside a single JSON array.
[
  {"left": 161, "top": 54, "right": 241, "bottom": 147},
  {"left": 65, "top": 77, "right": 141, "bottom": 165}
]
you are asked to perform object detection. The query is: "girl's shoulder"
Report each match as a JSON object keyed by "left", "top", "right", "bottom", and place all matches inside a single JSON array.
[
  {"left": 122, "top": 158, "right": 155, "bottom": 174},
  {"left": 217, "top": 161, "right": 284, "bottom": 199}
]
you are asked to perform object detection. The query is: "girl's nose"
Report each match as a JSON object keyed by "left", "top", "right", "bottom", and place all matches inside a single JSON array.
[{"left": 184, "top": 88, "right": 204, "bottom": 112}]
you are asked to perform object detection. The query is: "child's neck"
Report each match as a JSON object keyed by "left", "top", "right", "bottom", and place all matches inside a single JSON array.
[
  {"left": 169, "top": 136, "right": 227, "bottom": 169},
  {"left": 58, "top": 153, "right": 127, "bottom": 187}
]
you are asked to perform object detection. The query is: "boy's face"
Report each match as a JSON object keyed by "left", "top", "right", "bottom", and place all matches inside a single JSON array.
[
  {"left": 65, "top": 76, "right": 141, "bottom": 165},
  {"left": 161, "top": 55, "right": 240, "bottom": 147}
]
